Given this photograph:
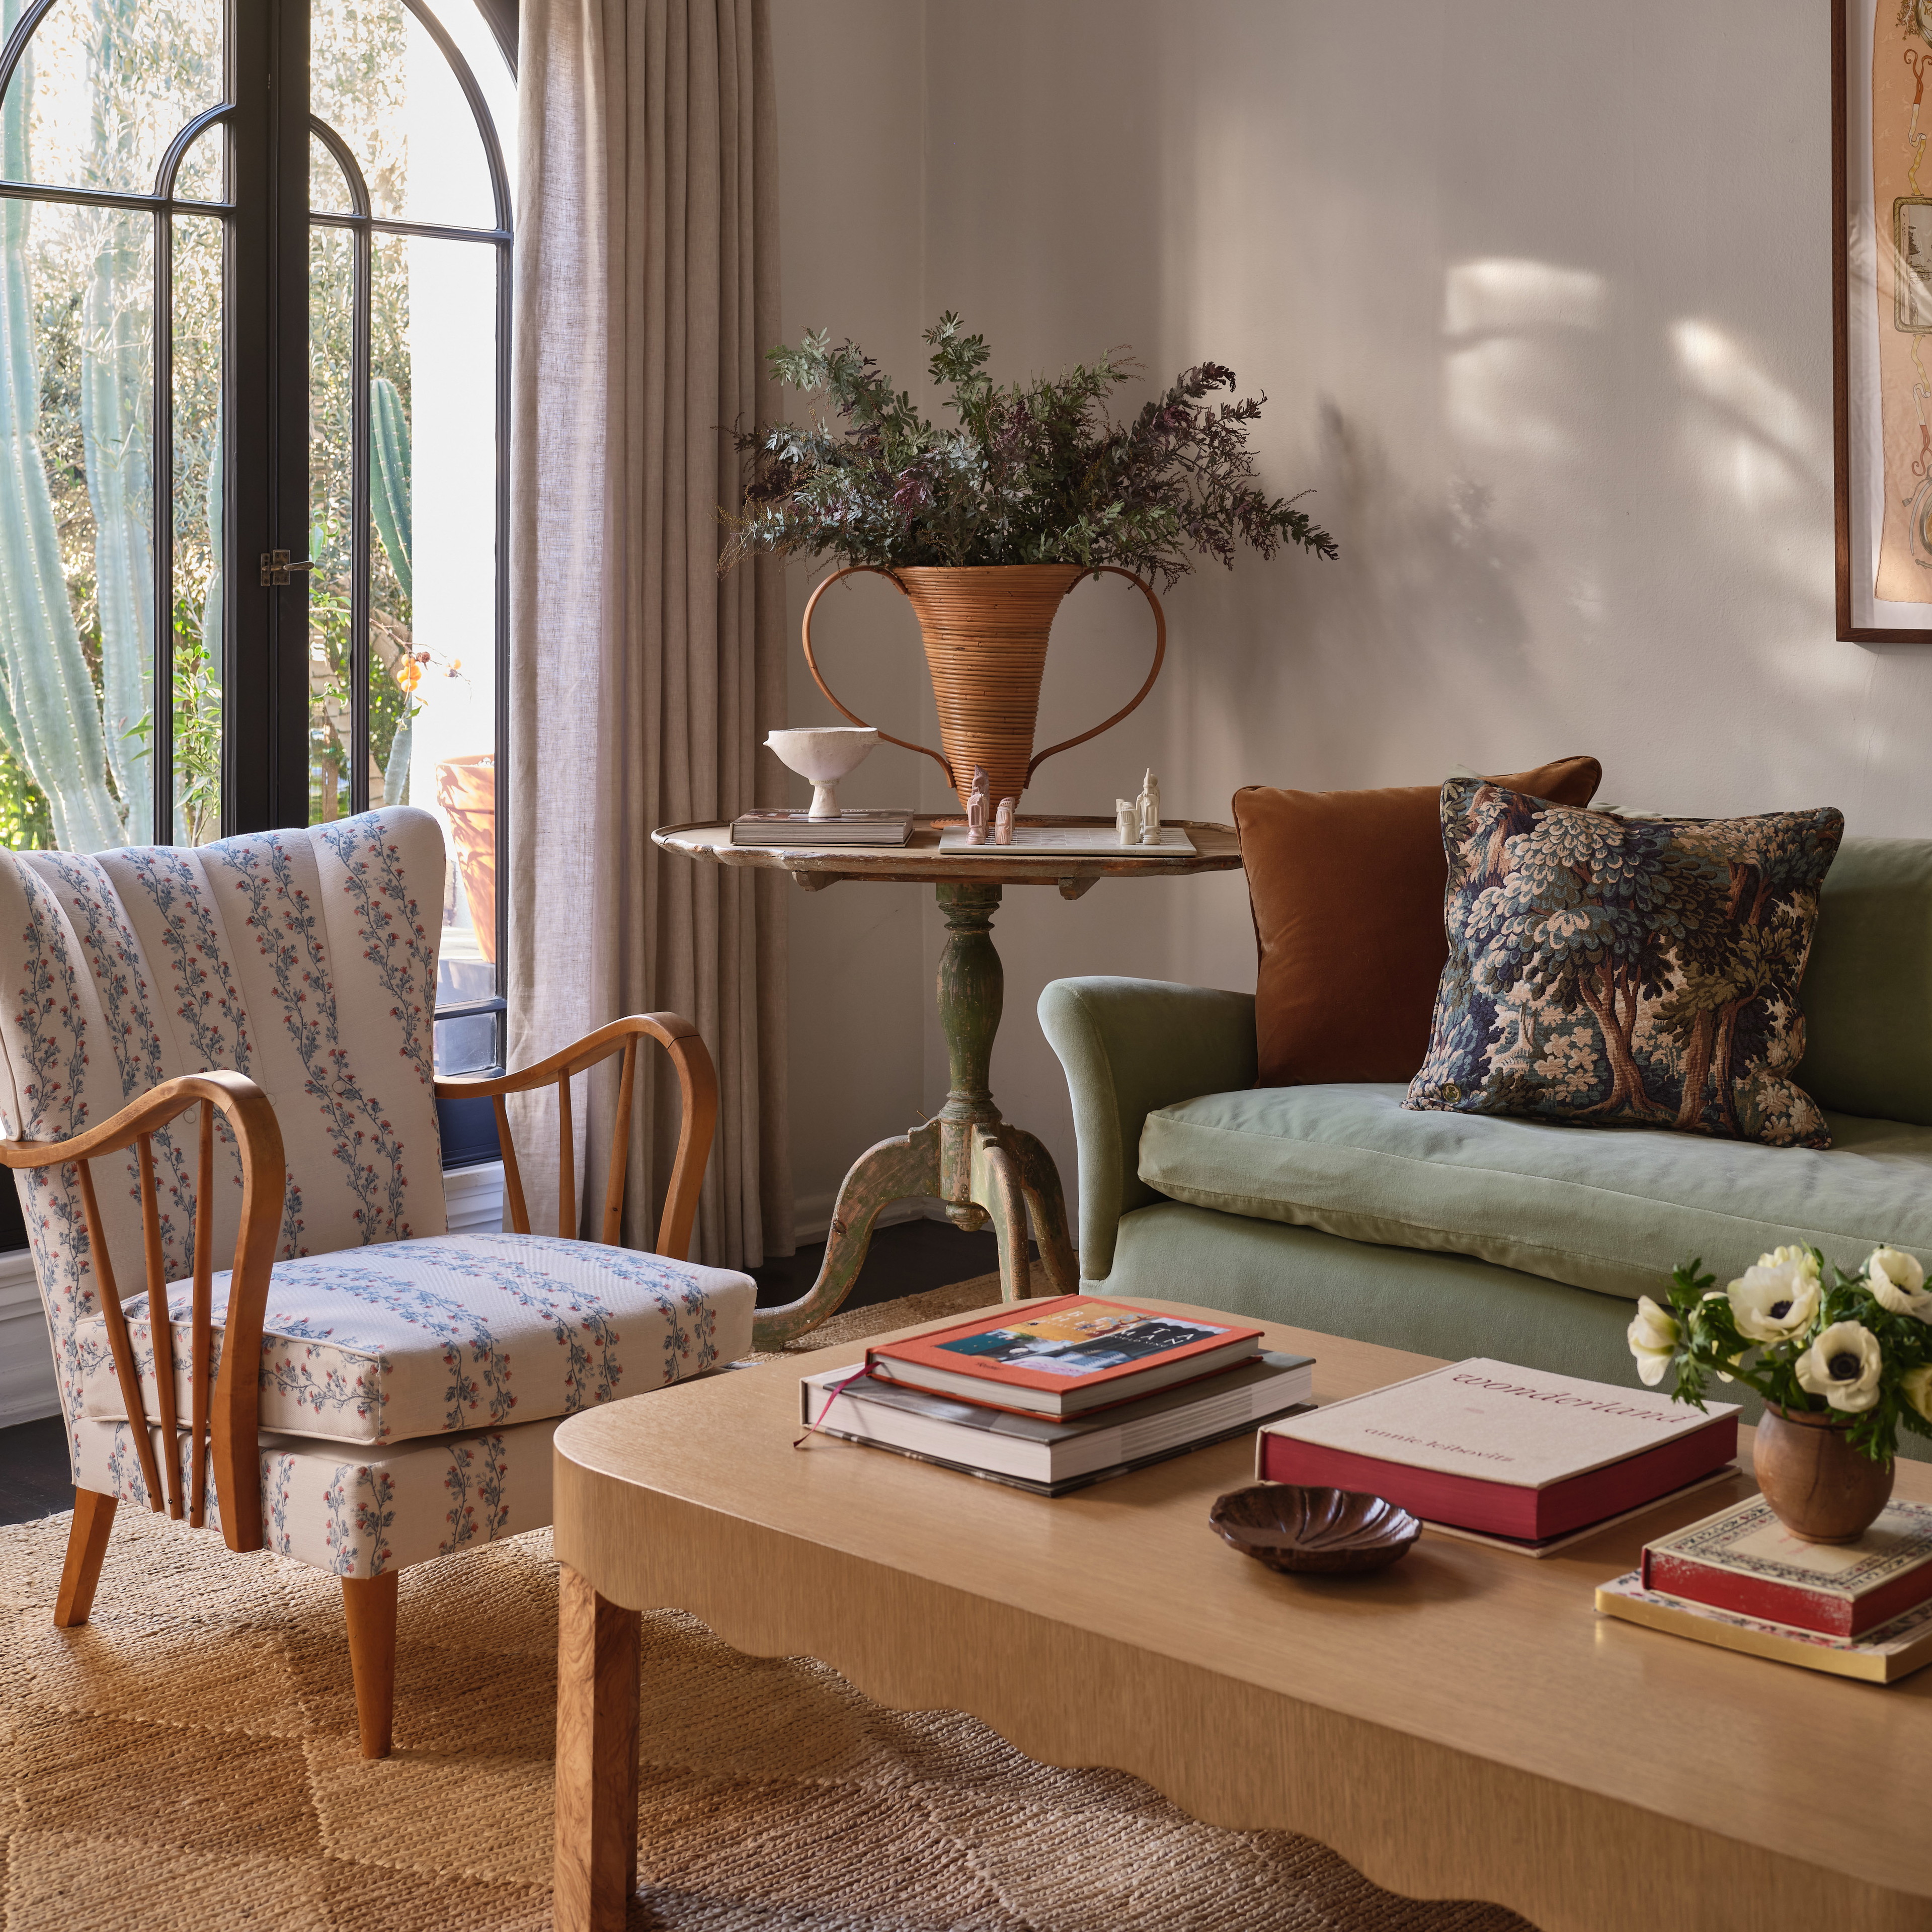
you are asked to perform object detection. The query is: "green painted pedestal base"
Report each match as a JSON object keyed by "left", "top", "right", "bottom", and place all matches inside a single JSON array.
[{"left": 752, "top": 883, "right": 1077, "bottom": 1349}]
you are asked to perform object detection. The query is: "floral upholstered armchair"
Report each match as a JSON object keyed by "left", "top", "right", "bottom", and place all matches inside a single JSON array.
[{"left": 0, "top": 808, "right": 754, "bottom": 1756}]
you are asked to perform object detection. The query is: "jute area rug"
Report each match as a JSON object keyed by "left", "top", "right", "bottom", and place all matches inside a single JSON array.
[{"left": 0, "top": 1272, "right": 1533, "bottom": 1932}]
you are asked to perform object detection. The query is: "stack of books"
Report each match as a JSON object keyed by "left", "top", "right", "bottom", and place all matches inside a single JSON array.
[
  {"left": 798, "top": 1295, "right": 1314, "bottom": 1495},
  {"left": 1255, "top": 1358, "right": 1741, "bottom": 1554},
  {"left": 1595, "top": 1496, "right": 1932, "bottom": 1681}
]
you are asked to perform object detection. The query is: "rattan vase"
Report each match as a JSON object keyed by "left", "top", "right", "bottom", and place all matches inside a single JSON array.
[{"left": 799, "top": 562, "right": 1166, "bottom": 809}]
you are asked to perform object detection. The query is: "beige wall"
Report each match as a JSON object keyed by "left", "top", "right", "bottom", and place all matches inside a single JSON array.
[{"left": 776, "top": 0, "right": 1908, "bottom": 1248}]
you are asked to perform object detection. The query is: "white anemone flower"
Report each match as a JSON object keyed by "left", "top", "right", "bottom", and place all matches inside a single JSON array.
[
  {"left": 1901, "top": 1363, "right": 1932, "bottom": 1425},
  {"left": 1627, "top": 1295, "right": 1679, "bottom": 1387},
  {"left": 1868, "top": 1248, "right": 1932, "bottom": 1321},
  {"left": 1795, "top": 1321, "right": 1885, "bottom": 1413},
  {"left": 1726, "top": 1246, "right": 1821, "bottom": 1344}
]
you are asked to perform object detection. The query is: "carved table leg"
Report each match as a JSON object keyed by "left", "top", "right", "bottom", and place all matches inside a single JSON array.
[
  {"left": 1006, "top": 1125, "right": 1078, "bottom": 1292},
  {"left": 554, "top": 1565, "right": 640, "bottom": 1932},
  {"left": 969, "top": 1127, "right": 1033, "bottom": 1304},
  {"left": 751, "top": 1125, "right": 941, "bottom": 1348},
  {"left": 752, "top": 880, "right": 1078, "bottom": 1347}
]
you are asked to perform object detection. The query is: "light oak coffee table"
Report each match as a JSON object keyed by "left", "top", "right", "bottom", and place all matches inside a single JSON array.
[{"left": 551, "top": 1300, "right": 1932, "bottom": 1932}]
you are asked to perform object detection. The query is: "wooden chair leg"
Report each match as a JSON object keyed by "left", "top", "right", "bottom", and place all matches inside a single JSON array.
[
  {"left": 341, "top": 1571, "right": 399, "bottom": 1758},
  {"left": 53, "top": 1488, "right": 118, "bottom": 1629}
]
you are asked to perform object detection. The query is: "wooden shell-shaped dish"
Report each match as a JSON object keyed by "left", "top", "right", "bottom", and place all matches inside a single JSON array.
[{"left": 1210, "top": 1484, "right": 1420, "bottom": 1575}]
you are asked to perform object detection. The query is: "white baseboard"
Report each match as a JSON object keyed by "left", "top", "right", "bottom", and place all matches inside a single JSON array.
[
  {"left": 0, "top": 1162, "right": 510, "bottom": 1433},
  {"left": 0, "top": 1246, "right": 53, "bottom": 1429}
]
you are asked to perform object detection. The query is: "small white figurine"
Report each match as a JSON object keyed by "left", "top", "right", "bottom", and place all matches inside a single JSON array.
[
  {"left": 1137, "top": 769, "right": 1162, "bottom": 846},
  {"left": 965, "top": 766, "right": 991, "bottom": 845},
  {"left": 1115, "top": 798, "right": 1137, "bottom": 846},
  {"left": 995, "top": 797, "right": 1016, "bottom": 846}
]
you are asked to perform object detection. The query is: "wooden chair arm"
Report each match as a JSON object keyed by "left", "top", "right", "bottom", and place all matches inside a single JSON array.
[
  {"left": 435, "top": 1012, "right": 717, "bottom": 1261},
  {"left": 0, "top": 1071, "right": 286, "bottom": 1554}
]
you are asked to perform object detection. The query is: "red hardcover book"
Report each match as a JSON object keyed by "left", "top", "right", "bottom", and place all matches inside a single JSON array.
[
  {"left": 864, "top": 1295, "right": 1265, "bottom": 1419},
  {"left": 1256, "top": 1358, "right": 1739, "bottom": 1542},
  {"left": 1640, "top": 1496, "right": 1932, "bottom": 1638}
]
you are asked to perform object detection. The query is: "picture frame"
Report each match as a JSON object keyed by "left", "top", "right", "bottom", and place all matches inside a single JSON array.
[{"left": 1834, "top": 0, "right": 1932, "bottom": 639}]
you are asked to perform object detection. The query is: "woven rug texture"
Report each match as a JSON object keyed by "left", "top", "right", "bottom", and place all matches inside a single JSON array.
[{"left": 0, "top": 1272, "right": 1535, "bottom": 1931}]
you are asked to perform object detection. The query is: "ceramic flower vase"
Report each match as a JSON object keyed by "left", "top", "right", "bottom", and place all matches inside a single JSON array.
[
  {"left": 1752, "top": 1406, "right": 1894, "bottom": 1544},
  {"left": 798, "top": 562, "right": 1167, "bottom": 811}
]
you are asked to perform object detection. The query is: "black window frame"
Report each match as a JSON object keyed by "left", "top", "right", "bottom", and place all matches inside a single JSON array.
[{"left": 0, "top": 0, "right": 514, "bottom": 1071}]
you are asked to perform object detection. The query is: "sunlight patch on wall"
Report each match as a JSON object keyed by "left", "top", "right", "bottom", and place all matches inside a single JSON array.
[
  {"left": 1442, "top": 259, "right": 1605, "bottom": 458},
  {"left": 1668, "top": 318, "right": 1828, "bottom": 503}
]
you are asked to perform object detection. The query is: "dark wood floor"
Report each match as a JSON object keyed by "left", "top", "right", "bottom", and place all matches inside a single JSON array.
[{"left": 0, "top": 1215, "right": 1017, "bottom": 1527}]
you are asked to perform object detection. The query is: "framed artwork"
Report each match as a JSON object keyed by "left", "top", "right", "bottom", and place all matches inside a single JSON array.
[{"left": 1833, "top": 0, "right": 1932, "bottom": 638}]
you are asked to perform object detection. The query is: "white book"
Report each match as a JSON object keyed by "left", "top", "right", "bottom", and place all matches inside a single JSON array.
[{"left": 1257, "top": 1358, "right": 1740, "bottom": 1543}]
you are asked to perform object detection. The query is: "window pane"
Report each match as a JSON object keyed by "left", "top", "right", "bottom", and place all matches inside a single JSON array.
[
  {"left": 6, "top": 0, "right": 224, "bottom": 199},
  {"left": 382, "top": 233, "right": 498, "bottom": 1007},
  {"left": 311, "top": 0, "right": 500, "bottom": 230},
  {"left": 0, "top": 191, "right": 151, "bottom": 851},
  {"left": 307, "top": 221, "right": 354, "bottom": 827},
  {"left": 433, "top": 1010, "right": 497, "bottom": 1076},
  {"left": 309, "top": 130, "right": 355, "bottom": 215},
  {"left": 172, "top": 210, "right": 221, "bottom": 844}
]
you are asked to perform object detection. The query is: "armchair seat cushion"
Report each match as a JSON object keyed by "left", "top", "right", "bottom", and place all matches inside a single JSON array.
[
  {"left": 1138, "top": 1083, "right": 1932, "bottom": 1302},
  {"left": 71, "top": 1412, "right": 568, "bottom": 1579},
  {"left": 75, "top": 1231, "right": 755, "bottom": 1446}
]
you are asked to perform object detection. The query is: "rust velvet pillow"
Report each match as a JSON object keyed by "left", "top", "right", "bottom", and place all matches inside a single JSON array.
[{"left": 1233, "top": 756, "right": 1602, "bottom": 1087}]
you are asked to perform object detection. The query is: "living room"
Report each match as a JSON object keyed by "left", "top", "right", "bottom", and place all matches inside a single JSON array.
[{"left": 1, "top": 2, "right": 1926, "bottom": 1928}]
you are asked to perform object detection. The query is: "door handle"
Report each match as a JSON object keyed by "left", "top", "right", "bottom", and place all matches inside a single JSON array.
[{"left": 259, "top": 550, "right": 315, "bottom": 587}]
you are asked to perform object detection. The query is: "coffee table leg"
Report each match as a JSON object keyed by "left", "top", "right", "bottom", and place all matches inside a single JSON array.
[{"left": 555, "top": 1565, "right": 640, "bottom": 1932}]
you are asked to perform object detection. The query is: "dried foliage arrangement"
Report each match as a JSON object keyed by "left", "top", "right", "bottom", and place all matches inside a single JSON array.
[{"left": 720, "top": 314, "right": 1337, "bottom": 589}]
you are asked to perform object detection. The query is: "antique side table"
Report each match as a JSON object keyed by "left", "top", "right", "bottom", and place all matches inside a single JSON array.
[{"left": 651, "top": 815, "right": 1241, "bottom": 1347}]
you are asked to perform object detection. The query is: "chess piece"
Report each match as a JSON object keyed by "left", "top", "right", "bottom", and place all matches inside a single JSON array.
[
  {"left": 966, "top": 766, "right": 991, "bottom": 845},
  {"left": 1137, "top": 769, "right": 1162, "bottom": 846},
  {"left": 995, "top": 797, "right": 1016, "bottom": 846},
  {"left": 1115, "top": 799, "right": 1137, "bottom": 846}
]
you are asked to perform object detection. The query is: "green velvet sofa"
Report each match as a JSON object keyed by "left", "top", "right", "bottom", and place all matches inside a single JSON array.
[{"left": 1039, "top": 835, "right": 1932, "bottom": 1450}]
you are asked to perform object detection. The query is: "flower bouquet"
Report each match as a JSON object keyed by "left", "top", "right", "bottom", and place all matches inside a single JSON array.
[{"left": 1630, "top": 1244, "right": 1932, "bottom": 1541}]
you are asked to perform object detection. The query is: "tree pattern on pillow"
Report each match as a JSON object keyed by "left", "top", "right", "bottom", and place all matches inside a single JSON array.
[{"left": 1405, "top": 781, "right": 1844, "bottom": 1148}]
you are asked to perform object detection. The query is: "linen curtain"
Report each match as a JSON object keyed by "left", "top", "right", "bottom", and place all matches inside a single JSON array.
[{"left": 509, "top": 0, "right": 790, "bottom": 1266}]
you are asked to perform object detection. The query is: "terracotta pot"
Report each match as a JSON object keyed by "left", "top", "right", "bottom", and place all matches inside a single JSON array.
[
  {"left": 435, "top": 753, "right": 497, "bottom": 963},
  {"left": 1752, "top": 1405, "right": 1894, "bottom": 1544},
  {"left": 799, "top": 562, "right": 1167, "bottom": 810}
]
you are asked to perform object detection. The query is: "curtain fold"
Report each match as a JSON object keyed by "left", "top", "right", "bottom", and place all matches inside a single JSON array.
[{"left": 509, "top": 0, "right": 790, "bottom": 1267}]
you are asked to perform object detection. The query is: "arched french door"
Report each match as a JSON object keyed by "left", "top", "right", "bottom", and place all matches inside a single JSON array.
[{"left": 0, "top": 0, "right": 513, "bottom": 1074}]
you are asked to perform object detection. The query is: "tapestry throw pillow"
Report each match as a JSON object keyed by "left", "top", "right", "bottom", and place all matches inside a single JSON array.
[
  {"left": 1405, "top": 782, "right": 1846, "bottom": 1148},
  {"left": 1234, "top": 755, "right": 1601, "bottom": 1087}
]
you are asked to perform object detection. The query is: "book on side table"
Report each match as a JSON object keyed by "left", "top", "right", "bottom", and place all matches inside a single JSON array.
[
  {"left": 1256, "top": 1357, "right": 1739, "bottom": 1545},
  {"left": 731, "top": 809, "right": 914, "bottom": 846}
]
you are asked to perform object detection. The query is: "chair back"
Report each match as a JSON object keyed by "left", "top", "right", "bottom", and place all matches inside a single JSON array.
[{"left": 0, "top": 808, "right": 450, "bottom": 1429}]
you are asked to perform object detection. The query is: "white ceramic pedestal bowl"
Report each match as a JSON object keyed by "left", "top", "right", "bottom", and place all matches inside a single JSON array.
[{"left": 763, "top": 727, "right": 879, "bottom": 819}]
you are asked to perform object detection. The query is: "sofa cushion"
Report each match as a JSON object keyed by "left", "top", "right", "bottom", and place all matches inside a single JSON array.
[
  {"left": 1138, "top": 1084, "right": 1932, "bottom": 1302},
  {"left": 75, "top": 1231, "right": 755, "bottom": 1445},
  {"left": 1800, "top": 835, "right": 1932, "bottom": 1126},
  {"left": 1407, "top": 782, "right": 1843, "bottom": 1148},
  {"left": 1232, "top": 755, "right": 1600, "bottom": 1088}
]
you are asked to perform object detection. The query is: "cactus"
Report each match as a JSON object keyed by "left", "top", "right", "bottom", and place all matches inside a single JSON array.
[
  {"left": 0, "top": 0, "right": 126, "bottom": 852},
  {"left": 82, "top": 208, "right": 154, "bottom": 841},
  {"left": 371, "top": 374, "right": 412, "bottom": 597},
  {"left": 81, "top": 0, "right": 155, "bottom": 840},
  {"left": 371, "top": 374, "right": 413, "bottom": 803}
]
